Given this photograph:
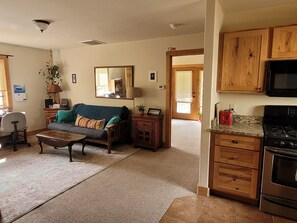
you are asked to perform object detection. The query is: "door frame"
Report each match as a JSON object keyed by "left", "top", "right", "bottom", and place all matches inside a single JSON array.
[{"left": 164, "top": 49, "right": 204, "bottom": 148}]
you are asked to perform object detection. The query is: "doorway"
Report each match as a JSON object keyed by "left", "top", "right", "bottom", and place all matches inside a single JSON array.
[
  {"left": 172, "top": 65, "right": 203, "bottom": 120},
  {"left": 164, "top": 49, "right": 204, "bottom": 148}
]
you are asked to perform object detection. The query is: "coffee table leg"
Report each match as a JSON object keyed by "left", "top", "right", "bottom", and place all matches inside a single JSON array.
[
  {"left": 38, "top": 140, "right": 43, "bottom": 154},
  {"left": 82, "top": 140, "right": 86, "bottom": 156},
  {"left": 68, "top": 145, "right": 73, "bottom": 162}
]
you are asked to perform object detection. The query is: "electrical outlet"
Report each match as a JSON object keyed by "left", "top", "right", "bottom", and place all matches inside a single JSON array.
[{"left": 229, "top": 104, "right": 236, "bottom": 112}]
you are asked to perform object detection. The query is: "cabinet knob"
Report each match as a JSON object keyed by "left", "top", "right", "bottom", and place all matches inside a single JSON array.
[
  {"left": 255, "top": 87, "right": 263, "bottom": 91},
  {"left": 232, "top": 178, "right": 237, "bottom": 181},
  {"left": 231, "top": 156, "right": 238, "bottom": 160},
  {"left": 231, "top": 140, "right": 238, "bottom": 144}
]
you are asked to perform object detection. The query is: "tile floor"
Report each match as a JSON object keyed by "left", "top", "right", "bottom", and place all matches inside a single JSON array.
[{"left": 159, "top": 195, "right": 297, "bottom": 223}]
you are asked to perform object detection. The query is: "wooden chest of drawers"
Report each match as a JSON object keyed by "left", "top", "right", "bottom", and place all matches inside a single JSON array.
[
  {"left": 209, "top": 133, "right": 262, "bottom": 204},
  {"left": 131, "top": 114, "right": 163, "bottom": 151}
]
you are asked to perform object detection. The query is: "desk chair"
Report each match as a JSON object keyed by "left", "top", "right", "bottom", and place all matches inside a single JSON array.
[{"left": 0, "top": 112, "right": 31, "bottom": 151}]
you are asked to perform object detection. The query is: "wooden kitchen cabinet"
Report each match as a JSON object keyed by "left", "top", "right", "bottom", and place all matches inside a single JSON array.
[
  {"left": 132, "top": 114, "right": 163, "bottom": 151},
  {"left": 209, "top": 133, "right": 262, "bottom": 204},
  {"left": 271, "top": 24, "right": 297, "bottom": 59},
  {"left": 217, "top": 29, "right": 269, "bottom": 93}
]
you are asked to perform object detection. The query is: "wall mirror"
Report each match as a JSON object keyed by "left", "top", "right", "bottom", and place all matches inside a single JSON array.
[{"left": 94, "top": 66, "right": 133, "bottom": 99}]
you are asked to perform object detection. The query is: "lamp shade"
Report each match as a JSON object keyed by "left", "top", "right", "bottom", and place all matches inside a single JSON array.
[
  {"left": 126, "top": 87, "right": 141, "bottom": 98},
  {"left": 48, "top": 84, "right": 62, "bottom": 93}
]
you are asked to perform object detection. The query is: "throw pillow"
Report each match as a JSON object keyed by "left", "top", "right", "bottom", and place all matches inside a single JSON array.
[
  {"left": 75, "top": 114, "right": 105, "bottom": 130},
  {"left": 75, "top": 114, "right": 90, "bottom": 128},
  {"left": 104, "top": 115, "right": 121, "bottom": 130},
  {"left": 56, "top": 110, "right": 75, "bottom": 123},
  {"left": 87, "top": 118, "right": 105, "bottom": 130}
]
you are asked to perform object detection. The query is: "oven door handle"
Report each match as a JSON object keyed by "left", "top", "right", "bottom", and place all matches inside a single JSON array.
[{"left": 266, "top": 146, "right": 297, "bottom": 158}]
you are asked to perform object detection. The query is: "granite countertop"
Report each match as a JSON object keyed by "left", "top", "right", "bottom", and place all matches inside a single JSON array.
[{"left": 210, "top": 115, "right": 264, "bottom": 137}]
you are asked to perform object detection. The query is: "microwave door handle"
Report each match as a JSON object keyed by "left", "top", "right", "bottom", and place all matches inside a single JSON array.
[{"left": 266, "top": 146, "right": 297, "bottom": 158}]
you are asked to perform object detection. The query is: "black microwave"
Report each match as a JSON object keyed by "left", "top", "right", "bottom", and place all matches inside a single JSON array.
[{"left": 266, "top": 59, "right": 297, "bottom": 97}]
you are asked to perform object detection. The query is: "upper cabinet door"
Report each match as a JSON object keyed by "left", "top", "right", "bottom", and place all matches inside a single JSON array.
[
  {"left": 271, "top": 25, "right": 297, "bottom": 59},
  {"left": 218, "top": 29, "right": 269, "bottom": 92}
]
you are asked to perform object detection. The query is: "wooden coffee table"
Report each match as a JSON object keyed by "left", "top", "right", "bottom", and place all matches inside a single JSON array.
[{"left": 36, "top": 130, "right": 87, "bottom": 162}]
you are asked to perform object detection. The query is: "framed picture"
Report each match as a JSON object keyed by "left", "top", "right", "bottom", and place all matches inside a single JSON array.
[
  {"left": 147, "top": 108, "right": 161, "bottom": 115},
  {"left": 72, "top": 74, "right": 77, "bottom": 83},
  {"left": 148, "top": 70, "right": 158, "bottom": 82}
]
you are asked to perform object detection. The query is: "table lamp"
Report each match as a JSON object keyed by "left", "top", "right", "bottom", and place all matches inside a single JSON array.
[
  {"left": 48, "top": 84, "right": 62, "bottom": 104},
  {"left": 126, "top": 87, "right": 141, "bottom": 113}
]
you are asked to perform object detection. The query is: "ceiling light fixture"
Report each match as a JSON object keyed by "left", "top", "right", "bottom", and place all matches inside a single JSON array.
[
  {"left": 32, "top": 20, "right": 50, "bottom": 33},
  {"left": 169, "top": 23, "right": 184, "bottom": 30},
  {"left": 170, "top": 23, "right": 177, "bottom": 29}
]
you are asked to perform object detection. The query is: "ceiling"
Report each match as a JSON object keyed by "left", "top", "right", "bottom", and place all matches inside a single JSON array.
[{"left": 0, "top": 0, "right": 295, "bottom": 50}]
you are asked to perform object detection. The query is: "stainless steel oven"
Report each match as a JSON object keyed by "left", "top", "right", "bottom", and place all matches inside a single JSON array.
[{"left": 260, "top": 106, "right": 297, "bottom": 220}]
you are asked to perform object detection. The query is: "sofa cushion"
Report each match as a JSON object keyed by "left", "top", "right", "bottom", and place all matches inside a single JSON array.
[
  {"left": 56, "top": 110, "right": 75, "bottom": 123},
  {"left": 47, "top": 122, "right": 107, "bottom": 139},
  {"left": 72, "top": 104, "right": 129, "bottom": 122},
  {"left": 104, "top": 115, "right": 121, "bottom": 130}
]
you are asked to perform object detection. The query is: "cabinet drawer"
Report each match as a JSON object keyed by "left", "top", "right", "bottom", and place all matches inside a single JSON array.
[
  {"left": 215, "top": 134, "right": 260, "bottom": 151},
  {"left": 213, "top": 163, "right": 258, "bottom": 199},
  {"left": 136, "top": 121, "right": 153, "bottom": 129},
  {"left": 214, "top": 146, "right": 259, "bottom": 169}
]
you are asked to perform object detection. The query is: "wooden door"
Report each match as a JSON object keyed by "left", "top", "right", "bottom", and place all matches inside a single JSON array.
[{"left": 172, "top": 65, "right": 203, "bottom": 120}]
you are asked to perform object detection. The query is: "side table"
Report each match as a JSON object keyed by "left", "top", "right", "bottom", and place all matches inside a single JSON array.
[
  {"left": 43, "top": 108, "right": 68, "bottom": 127},
  {"left": 132, "top": 114, "right": 163, "bottom": 151}
]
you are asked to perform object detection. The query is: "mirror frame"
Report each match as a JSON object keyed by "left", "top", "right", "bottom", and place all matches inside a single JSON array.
[{"left": 94, "top": 65, "right": 134, "bottom": 99}]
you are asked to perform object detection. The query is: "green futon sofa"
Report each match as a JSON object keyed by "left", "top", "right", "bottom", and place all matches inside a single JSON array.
[{"left": 47, "top": 103, "right": 129, "bottom": 153}]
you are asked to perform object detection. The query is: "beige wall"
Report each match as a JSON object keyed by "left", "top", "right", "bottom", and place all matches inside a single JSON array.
[
  {"left": 222, "top": 2, "right": 297, "bottom": 32},
  {"left": 0, "top": 43, "right": 50, "bottom": 131},
  {"left": 199, "top": 0, "right": 223, "bottom": 190},
  {"left": 57, "top": 34, "right": 204, "bottom": 113}
]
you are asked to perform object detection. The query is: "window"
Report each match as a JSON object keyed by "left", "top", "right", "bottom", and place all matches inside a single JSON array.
[{"left": 0, "top": 56, "right": 12, "bottom": 111}]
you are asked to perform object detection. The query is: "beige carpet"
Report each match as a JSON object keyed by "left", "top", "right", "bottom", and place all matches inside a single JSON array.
[
  {"left": 0, "top": 137, "right": 138, "bottom": 223},
  {"left": 10, "top": 120, "right": 200, "bottom": 223}
]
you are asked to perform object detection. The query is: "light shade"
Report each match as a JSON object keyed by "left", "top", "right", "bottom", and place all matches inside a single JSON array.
[
  {"left": 32, "top": 20, "right": 50, "bottom": 33},
  {"left": 48, "top": 84, "right": 62, "bottom": 93},
  {"left": 126, "top": 87, "right": 141, "bottom": 98}
]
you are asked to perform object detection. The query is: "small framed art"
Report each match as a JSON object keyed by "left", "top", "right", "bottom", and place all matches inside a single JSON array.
[
  {"left": 147, "top": 108, "right": 161, "bottom": 115},
  {"left": 148, "top": 71, "right": 158, "bottom": 82},
  {"left": 72, "top": 74, "right": 77, "bottom": 83}
]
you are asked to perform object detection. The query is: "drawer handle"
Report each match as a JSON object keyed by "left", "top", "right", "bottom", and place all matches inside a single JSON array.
[
  {"left": 231, "top": 156, "right": 238, "bottom": 160},
  {"left": 232, "top": 140, "right": 238, "bottom": 144},
  {"left": 232, "top": 178, "right": 237, "bottom": 181},
  {"left": 235, "top": 187, "right": 239, "bottom": 190}
]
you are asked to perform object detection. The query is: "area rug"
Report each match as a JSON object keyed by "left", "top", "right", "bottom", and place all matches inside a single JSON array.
[{"left": 0, "top": 138, "right": 139, "bottom": 223}]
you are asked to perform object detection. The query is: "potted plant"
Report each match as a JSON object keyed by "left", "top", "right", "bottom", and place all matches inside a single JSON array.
[
  {"left": 136, "top": 104, "right": 145, "bottom": 115},
  {"left": 39, "top": 60, "right": 63, "bottom": 102}
]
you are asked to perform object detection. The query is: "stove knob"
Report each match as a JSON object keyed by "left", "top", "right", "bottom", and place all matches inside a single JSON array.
[
  {"left": 289, "top": 142, "right": 295, "bottom": 148},
  {"left": 280, "top": 141, "right": 286, "bottom": 147}
]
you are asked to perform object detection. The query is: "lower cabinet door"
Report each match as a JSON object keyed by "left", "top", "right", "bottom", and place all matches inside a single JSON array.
[{"left": 213, "top": 162, "right": 258, "bottom": 199}]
